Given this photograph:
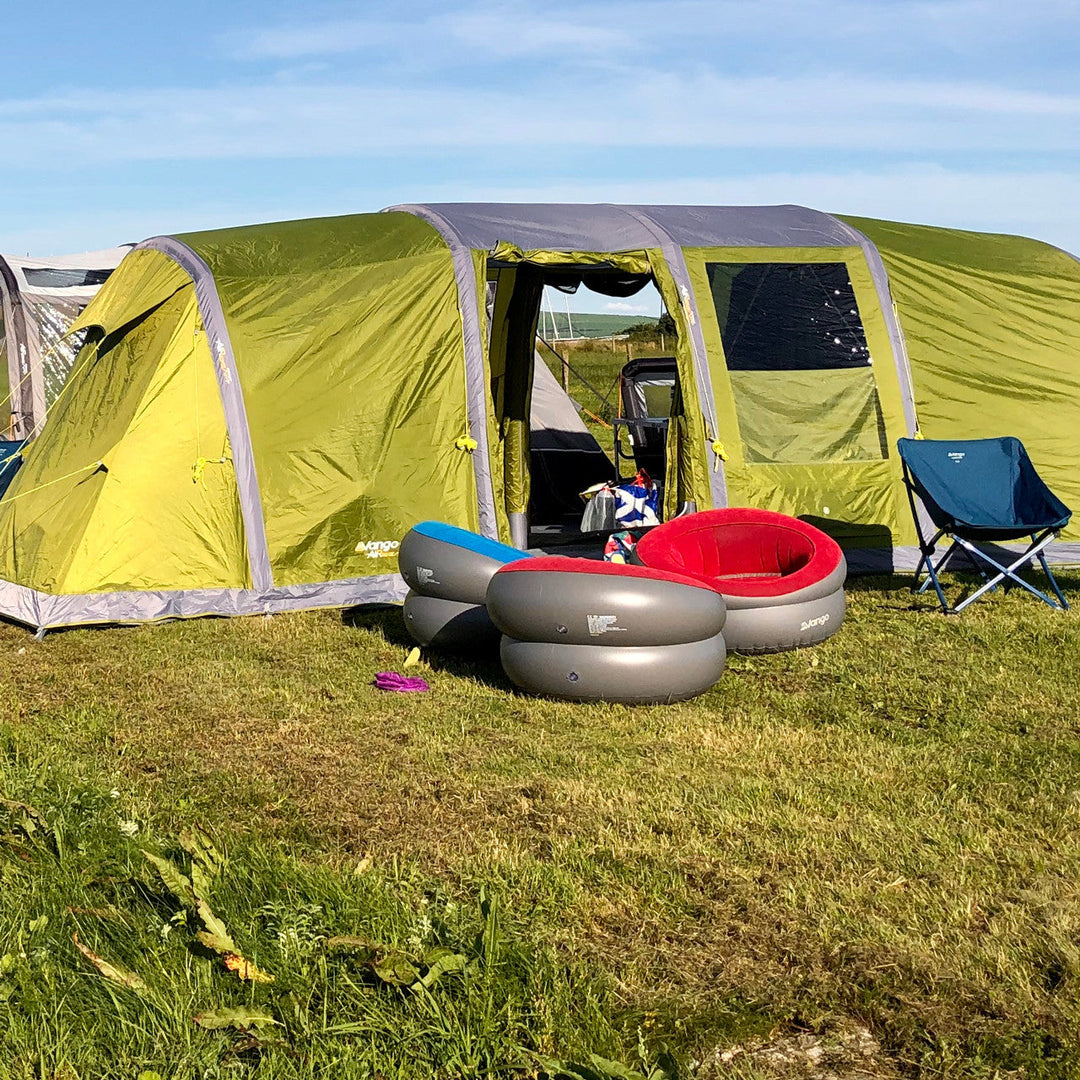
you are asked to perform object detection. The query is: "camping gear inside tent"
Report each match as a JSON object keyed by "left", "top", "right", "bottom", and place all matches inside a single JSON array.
[
  {"left": 0, "top": 204, "right": 1076, "bottom": 633},
  {"left": 0, "top": 246, "right": 133, "bottom": 440}
]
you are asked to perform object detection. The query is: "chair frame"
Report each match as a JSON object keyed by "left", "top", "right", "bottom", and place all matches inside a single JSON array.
[{"left": 900, "top": 456, "right": 1070, "bottom": 614}]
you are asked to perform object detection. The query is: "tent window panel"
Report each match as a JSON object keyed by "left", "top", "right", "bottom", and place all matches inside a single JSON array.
[
  {"left": 20, "top": 267, "right": 113, "bottom": 288},
  {"left": 707, "top": 262, "right": 871, "bottom": 371},
  {"left": 729, "top": 369, "right": 888, "bottom": 464},
  {"left": 706, "top": 261, "right": 888, "bottom": 463},
  {"left": 27, "top": 297, "right": 87, "bottom": 407}
]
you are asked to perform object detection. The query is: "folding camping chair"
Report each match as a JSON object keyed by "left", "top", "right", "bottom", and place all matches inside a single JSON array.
[
  {"left": 897, "top": 437, "right": 1071, "bottom": 613},
  {"left": 613, "top": 356, "right": 677, "bottom": 482}
]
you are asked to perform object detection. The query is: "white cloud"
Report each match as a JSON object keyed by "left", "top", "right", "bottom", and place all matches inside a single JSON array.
[
  {"left": 3, "top": 1, "right": 1078, "bottom": 256},
  {"left": 230, "top": 3, "right": 632, "bottom": 63},
  {"left": 2, "top": 69, "right": 1078, "bottom": 170},
  {"left": 602, "top": 300, "right": 654, "bottom": 313},
  {"left": 445, "top": 8, "right": 630, "bottom": 55},
  {"left": 224, "top": 0, "right": 1080, "bottom": 73},
  {"left": 228, "top": 18, "right": 400, "bottom": 60}
]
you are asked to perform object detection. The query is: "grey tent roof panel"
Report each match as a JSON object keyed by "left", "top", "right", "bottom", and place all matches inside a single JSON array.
[
  {"left": 389, "top": 202, "right": 660, "bottom": 253},
  {"left": 628, "top": 204, "right": 863, "bottom": 249},
  {"left": 389, "top": 203, "right": 859, "bottom": 254}
]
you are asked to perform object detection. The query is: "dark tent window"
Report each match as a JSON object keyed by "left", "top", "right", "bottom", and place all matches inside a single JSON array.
[
  {"left": 705, "top": 260, "right": 887, "bottom": 464},
  {"left": 707, "top": 262, "right": 871, "bottom": 371},
  {"left": 21, "top": 268, "right": 113, "bottom": 289}
]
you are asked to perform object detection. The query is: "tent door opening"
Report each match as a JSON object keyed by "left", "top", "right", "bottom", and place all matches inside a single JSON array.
[{"left": 485, "top": 256, "right": 668, "bottom": 547}]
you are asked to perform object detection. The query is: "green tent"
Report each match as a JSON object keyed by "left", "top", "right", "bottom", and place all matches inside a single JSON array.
[
  {"left": 840, "top": 217, "right": 1080, "bottom": 515},
  {"left": 0, "top": 204, "right": 1076, "bottom": 632}
]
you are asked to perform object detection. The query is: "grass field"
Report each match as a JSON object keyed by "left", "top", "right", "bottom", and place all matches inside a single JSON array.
[
  {"left": 2, "top": 571, "right": 1080, "bottom": 1078},
  {"left": 537, "top": 313, "right": 660, "bottom": 340}
]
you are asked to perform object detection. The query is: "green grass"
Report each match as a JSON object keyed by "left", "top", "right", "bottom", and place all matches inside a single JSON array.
[
  {"left": 2, "top": 572, "right": 1080, "bottom": 1077},
  {"left": 538, "top": 314, "right": 659, "bottom": 339}
]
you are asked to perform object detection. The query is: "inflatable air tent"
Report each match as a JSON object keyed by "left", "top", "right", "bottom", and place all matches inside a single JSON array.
[
  {"left": 0, "top": 204, "right": 1077, "bottom": 632},
  {"left": 0, "top": 247, "right": 133, "bottom": 440}
]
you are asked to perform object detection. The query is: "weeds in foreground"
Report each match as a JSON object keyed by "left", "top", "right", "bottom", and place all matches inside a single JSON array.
[
  {"left": 1, "top": 780, "right": 655, "bottom": 1078},
  {"left": 2, "top": 576, "right": 1080, "bottom": 1076}
]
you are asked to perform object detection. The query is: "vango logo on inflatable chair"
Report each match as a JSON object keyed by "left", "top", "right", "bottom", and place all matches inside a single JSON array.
[{"left": 799, "top": 613, "right": 830, "bottom": 633}]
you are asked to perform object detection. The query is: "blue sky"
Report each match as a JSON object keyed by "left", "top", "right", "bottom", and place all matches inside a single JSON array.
[{"left": 2, "top": 0, "right": 1078, "bottom": 316}]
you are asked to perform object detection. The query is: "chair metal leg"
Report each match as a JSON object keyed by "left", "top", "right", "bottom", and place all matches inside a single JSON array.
[
  {"left": 1035, "top": 543, "right": 1070, "bottom": 611},
  {"left": 949, "top": 532, "right": 1068, "bottom": 612},
  {"left": 911, "top": 529, "right": 946, "bottom": 591},
  {"left": 903, "top": 466, "right": 944, "bottom": 602},
  {"left": 917, "top": 534, "right": 956, "bottom": 612}
]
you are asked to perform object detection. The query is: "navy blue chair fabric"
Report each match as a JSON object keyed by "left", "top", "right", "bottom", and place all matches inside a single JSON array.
[
  {"left": 897, "top": 437, "right": 1070, "bottom": 541},
  {"left": 897, "top": 436, "right": 1071, "bottom": 613},
  {"left": 0, "top": 439, "right": 25, "bottom": 500}
]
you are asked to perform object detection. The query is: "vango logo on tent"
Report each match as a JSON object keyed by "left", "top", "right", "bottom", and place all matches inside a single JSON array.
[{"left": 353, "top": 539, "right": 400, "bottom": 559}]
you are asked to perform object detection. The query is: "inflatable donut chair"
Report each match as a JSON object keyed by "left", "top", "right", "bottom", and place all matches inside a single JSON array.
[
  {"left": 486, "top": 557, "right": 727, "bottom": 704},
  {"left": 631, "top": 509, "right": 846, "bottom": 654},
  {"left": 398, "top": 521, "right": 531, "bottom": 649}
]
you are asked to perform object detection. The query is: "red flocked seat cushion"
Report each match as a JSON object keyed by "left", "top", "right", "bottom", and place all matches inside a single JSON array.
[
  {"left": 495, "top": 556, "right": 723, "bottom": 594},
  {"left": 633, "top": 509, "right": 843, "bottom": 598}
]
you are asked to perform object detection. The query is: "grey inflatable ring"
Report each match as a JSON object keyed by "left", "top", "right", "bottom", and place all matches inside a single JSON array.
[
  {"left": 402, "top": 591, "right": 500, "bottom": 649},
  {"left": 500, "top": 634, "right": 727, "bottom": 704},
  {"left": 486, "top": 557, "right": 726, "bottom": 647},
  {"left": 721, "top": 586, "right": 846, "bottom": 654},
  {"left": 398, "top": 521, "right": 530, "bottom": 606},
  {"left": 632, "top": 508, "right": 846, "bottom": 653}
]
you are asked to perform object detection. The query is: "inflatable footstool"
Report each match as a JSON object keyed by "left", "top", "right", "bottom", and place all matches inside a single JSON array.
[
  {"left": 398, "top": 521, "right": 531, "bottom": 648},
  {"left": 632, "top": 509, "right": 845, "bottom": 653},
  {"left": 486, "top": 557, "right": 727, "bottom": 703}
]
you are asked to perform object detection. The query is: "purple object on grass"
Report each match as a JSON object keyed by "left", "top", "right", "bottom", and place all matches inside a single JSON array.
[{"left": 373, "top": 671, "right": 430, "bottom": 693}]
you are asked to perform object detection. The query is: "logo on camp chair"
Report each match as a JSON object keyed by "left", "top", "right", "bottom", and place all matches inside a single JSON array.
[{"left": 947, "top": 452, "right": 966, "bottom": 463}]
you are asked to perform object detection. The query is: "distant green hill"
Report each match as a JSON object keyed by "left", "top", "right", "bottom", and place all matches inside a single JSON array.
[{"left": 537, "top": 312, "right": 657, "bottom": 339}]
